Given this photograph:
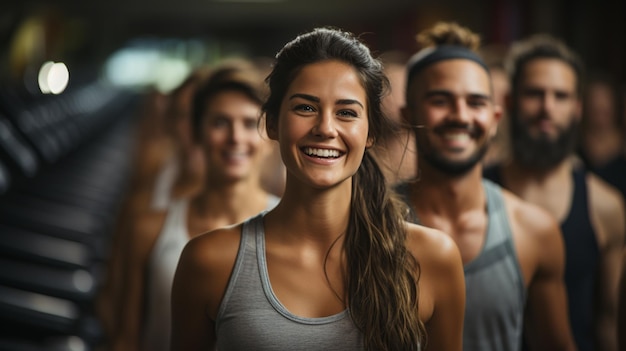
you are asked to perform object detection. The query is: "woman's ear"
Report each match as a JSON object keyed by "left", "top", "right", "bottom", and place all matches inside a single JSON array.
[
  {"left": 366, "top": 135, "right": 375, "bottom": 149},
  {"left": 266, "top": 115, "right": 278, "bottom": 141}
]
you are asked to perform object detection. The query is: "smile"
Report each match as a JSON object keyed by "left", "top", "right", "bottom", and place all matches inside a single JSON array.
[
  {"left": 441, "top": 132, "right": 471, "bottom": 142},
  {"left": 302, "top": 147, "right": 343, "bottom": 158}
]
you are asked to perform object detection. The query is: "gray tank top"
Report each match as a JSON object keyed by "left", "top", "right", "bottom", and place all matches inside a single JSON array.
[
  {"left": 400, "top": 179, "right": 526, "bottom": 351},
  {"left": 215, "top": 213, "right": 363, "bottom": 351}
]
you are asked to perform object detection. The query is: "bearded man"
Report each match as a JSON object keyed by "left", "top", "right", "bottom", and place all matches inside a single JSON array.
[{"left": 484, "top": 34, "right": 625, "bottom": 351}]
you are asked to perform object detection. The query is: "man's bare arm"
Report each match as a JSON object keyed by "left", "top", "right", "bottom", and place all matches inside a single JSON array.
[
  {"left": 589, "top": 176, "right": 625, "bottom": 351},
  {"left": 522, "top": 205, "right": 577, "bottom": 351}
]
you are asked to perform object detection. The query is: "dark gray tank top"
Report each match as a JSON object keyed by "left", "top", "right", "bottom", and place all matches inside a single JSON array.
[
  {"left": 215, "top": 213, "right": 363, "bottom": 350},
  {"left": 399, "top": 179, "right": 526, "bottom": 351}
]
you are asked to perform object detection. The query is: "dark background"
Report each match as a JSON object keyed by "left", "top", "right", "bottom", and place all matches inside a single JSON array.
[
  {"left": 3, "top": 0, "right": 625, "bottom": 90},
  {"left": 0, "top": 1, "right": 624, "bottom": 350}
]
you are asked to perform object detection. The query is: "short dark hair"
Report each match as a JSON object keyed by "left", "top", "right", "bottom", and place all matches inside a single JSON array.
[
  {"left": 191, "top": 66, "right": 263, "bottom": 141},
  {"left": 506, "top": 34, "right": 585, "bottom": 96}
]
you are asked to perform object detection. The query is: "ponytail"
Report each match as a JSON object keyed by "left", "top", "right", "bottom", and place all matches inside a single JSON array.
[{"left": 346, "top": 151, "right": 425, "bottom": 350}]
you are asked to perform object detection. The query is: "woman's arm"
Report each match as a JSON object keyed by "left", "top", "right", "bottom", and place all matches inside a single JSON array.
[{"left": 408, "top": 225, "right": 465, "bottom": 351}]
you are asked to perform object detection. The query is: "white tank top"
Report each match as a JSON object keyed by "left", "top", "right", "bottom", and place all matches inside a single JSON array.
[
  {"left": 150, "top": 154, "right": 179, "bottom": 211},
  {"left": 142, "top": 199, "right": 188, "bottom": 351}
]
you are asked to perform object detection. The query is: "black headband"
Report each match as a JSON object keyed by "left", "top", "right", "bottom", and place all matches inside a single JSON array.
[{"left": 406, "top": 45, "right": 489, "bottom": 83}]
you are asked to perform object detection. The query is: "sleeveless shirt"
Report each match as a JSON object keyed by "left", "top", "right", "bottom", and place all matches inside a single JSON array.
[
  {"left": 484, "top": 166, "right": 600, "bottom": 351},
  {"left": 215, "top": 213, "right": 364, "bottom": 351},
  {"left": 398, "top": 179, "right": 526, "bottom": 351},
  {"left": 142, "top": 195, "right": 280, "bottom": 351},
  {"left": 150, "top": 154, "right": 179, "bottom": 211}
]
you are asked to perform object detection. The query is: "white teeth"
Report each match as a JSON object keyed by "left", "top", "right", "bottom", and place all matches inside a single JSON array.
[
  {"left": 442, "top": 133, "right": 470, "bottom": 142},
  {"left": 225, "top": 151, "right": 247, "bottom": 160},
  {"left": 304, "top": 147, "right": 340, "bottom": 158}
]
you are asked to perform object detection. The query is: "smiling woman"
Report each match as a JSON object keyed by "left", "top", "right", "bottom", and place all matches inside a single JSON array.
[
  {"left": 270, "top": 59, "right": 371, "bottom": 188},
  {"left": 105, "top": 61, "right": 280, "bottom": 351},
  {"left": 170, "top": 26, "right": 465, "bottom": 351}
]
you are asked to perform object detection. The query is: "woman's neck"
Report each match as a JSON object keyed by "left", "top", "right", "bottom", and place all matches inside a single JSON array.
[{"left": 266, "top": 177, "right": 352, "bottom": 248}]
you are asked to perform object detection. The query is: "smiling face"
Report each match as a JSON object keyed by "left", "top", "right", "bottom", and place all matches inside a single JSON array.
[
  {"left": 269, "top": 59, "right": 371, "bottom": 189},
  {"left": 200, "top": 90, "right": 268, "bottom": 182},
  {"left": 404, "top": 59, "right": 500, "bottom": 175}
]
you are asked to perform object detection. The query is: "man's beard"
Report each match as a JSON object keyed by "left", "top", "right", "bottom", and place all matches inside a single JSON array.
[
  {"left": 416, "top": 122, "right": 489, "bottom": 177},
  {"left": 509, "top": 110, "right": 579, "bottom": 170}
]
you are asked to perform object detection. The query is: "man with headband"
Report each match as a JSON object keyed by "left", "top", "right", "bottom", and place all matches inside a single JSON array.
[{"left": 397, "top": 22, "right": 577, "bottom": 350}]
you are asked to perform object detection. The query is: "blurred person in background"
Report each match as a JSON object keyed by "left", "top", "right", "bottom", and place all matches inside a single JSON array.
[
  {"left": 484, "top": 33, "right": 625, "bottom": 351},
  {"left": 578, "top": 72, "right": 624, "bottom": 171},
  {"left": 149, "top": 71, "right": 208, "bottom": 211},
  {"left": 480, "top": 44, "right": 512, "bottom": 167},
  {"left": 95, "top": 70, "right": 207, "bottom": 341},
  {"left": 253, "top": 55, "right": 288, "bottom": 197},
  {"left": 371, "top": 50, "right": 418, "bottom": 186},
  {"left": 399, "top": 21, "right": 576, "bottom": 351},
  {"left": 593, "top": 80, "right": 626, "bottom": 199},
  {"left": 109, "top": 61, "right": 279, "bottom": 351},
  {"left": 171, "top": 26, "right": 465, "bottom": 351}
]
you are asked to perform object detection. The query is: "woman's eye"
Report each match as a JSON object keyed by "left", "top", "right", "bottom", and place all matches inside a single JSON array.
[
  {"left": 337, "top": 110, "right": 358, "bottom": 118},
  {"left": 294, "top": 104, "right": 315, "bottom": 113}
]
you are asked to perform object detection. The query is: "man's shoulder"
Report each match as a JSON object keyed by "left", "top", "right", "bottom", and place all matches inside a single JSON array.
[
  {"left": 586, "top": 172, "right": 625, "bottom": 215},
  {"left": 500, "top": 188, "right": 562, "bottom": 244},
  {"left": 585, "top": 172, "right": 626, "bottom": 248}
]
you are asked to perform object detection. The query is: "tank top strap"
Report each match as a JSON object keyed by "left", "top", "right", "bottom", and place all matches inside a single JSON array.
[
  {"left": 464, "top": 180, "right": 518, "bottom": 276},
  {"left": 215, "top": 213, "right": 263, "bottom": 326},
  {"left": 151, "top": 199, "right": 189, "bottom": 254},
  {"left": 563, "top": 167, "right": 589, "bottom": 225},
  {"left": 559, "top": 167, "right": 599, "bottom": 351},
  {"left": 482, "top": 179, "right": 511, "bottom": 249}
]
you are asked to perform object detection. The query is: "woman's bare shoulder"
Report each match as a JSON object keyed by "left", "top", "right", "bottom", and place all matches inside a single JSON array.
[
  {"left": 405, "top": 221, "right": 465, "bottom": 324},
  {"left": 173, "top": 223, "right": 247, "bottom": 324},
  {"left": 405, "top": 222, "right": 462, "bottom": 270},
  {"left": 179, "top": 224, "right": 243, "bottom": 275}
]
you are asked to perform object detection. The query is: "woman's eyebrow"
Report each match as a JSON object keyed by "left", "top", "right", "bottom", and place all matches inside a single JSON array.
[
  {"left": 289, "top": 94, "right": 364, "bottom": 109},
  {"left": 289, "top": 93, "right": 319, "bottom": 102},
  {"left": 336, "top": 99, "right": 364, "bottom": 109}
]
